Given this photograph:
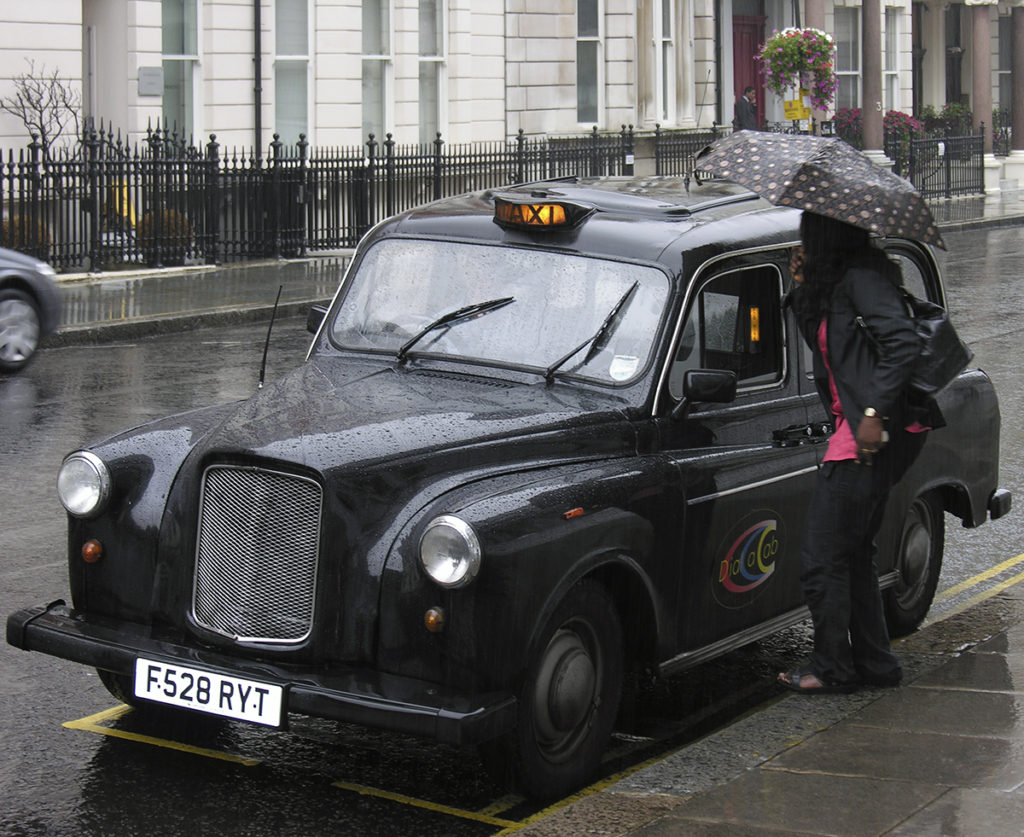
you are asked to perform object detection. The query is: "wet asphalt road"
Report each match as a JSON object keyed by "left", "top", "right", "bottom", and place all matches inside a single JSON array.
[{"left": 1, "top": 226, "right": 1022, "bottom": 835}]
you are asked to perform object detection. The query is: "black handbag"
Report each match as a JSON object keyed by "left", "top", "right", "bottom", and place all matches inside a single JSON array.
[{"left": 857, "top": 289, "right": 973, "bottom": 400}]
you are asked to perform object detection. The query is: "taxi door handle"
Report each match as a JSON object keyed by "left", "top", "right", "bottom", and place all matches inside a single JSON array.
[{"left": 772, "top": 422, "right": 832, "bottom": 447}]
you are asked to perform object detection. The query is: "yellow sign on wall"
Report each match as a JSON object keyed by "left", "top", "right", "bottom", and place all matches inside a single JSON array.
[{"left": 783, "top": 89, "right": 812, "bottom": 121}]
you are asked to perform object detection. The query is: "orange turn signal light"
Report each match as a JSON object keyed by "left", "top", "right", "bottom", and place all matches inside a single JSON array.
[
  {"left": 749, "top": 306, "right": 761, "bottom": 342},
  {"left": 424, "top": 607, "right": 446, "bottom": 633},
  {"left": 82, "top": 539, "right": 103, "bottom": 564}
]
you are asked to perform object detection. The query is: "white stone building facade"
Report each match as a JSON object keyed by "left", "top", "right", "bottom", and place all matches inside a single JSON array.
[{"left": 0, "top": 0, "right": 1018, "bottom": 169}]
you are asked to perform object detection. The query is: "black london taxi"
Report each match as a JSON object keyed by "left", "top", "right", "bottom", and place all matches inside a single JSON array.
[{"left": 7, "top": 176, "right": 1011, "bottom": 800}]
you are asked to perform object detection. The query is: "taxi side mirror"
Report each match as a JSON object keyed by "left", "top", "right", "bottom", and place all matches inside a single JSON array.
[
  {"left": 671, "top": 369, "right": 738, "bottom": 422},
  {"left": 307, "top": 304, "right": 328, "bottom": 334}
]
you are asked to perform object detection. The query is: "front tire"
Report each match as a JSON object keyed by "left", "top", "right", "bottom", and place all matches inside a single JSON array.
[
  {"left": 96, "top": 668, "right": 225, "bottom": 738},
  {"left": 0, "top": 288, "right": 43, "bottom": 373},
  {"left": 884, "top": 492, "right": 944, "bottom": 636},
  {"left": 97, "top": 668, "right": 137, "bottom": 706},
  {"left": 479, "top": 580, "right": 623, "bottom": 801}
]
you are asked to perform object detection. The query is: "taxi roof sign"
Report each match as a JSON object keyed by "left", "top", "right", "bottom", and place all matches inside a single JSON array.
[{"left": 493, "top": 196, "right": 591, "bottom": 230}]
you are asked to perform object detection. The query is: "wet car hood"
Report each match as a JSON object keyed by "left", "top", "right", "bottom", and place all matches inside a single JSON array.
[{"left": 197, "top": 356, "right": 636, "bottom": 473}]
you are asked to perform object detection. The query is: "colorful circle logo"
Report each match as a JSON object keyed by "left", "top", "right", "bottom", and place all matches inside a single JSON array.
[{"left": 713, "top": 515, "right": 783, "bottom": 607}]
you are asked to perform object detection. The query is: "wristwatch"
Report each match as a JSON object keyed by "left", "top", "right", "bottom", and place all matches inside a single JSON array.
[{"left": 863, "top": 407, "right": 880, "bottom": 418}]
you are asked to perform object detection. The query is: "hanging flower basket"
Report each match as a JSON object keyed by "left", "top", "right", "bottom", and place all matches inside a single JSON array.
[{"left": 757, "top": 28, "right": 838, "bottom": 111}]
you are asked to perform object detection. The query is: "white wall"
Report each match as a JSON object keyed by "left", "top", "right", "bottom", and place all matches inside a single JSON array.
[
  {"left": 0, "top": 0, "right": 83, "bottom": 149},
  {"left": 313, "top": 0, "right": 361, "bottom": 148}
]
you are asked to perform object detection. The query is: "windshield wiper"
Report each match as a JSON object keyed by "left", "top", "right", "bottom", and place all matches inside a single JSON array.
[
  {"left": 397, "top": 296, "right": 515, "bottom": 361},
  {"left": 544, "top": 281, "right": 639, "bottom": 384}
]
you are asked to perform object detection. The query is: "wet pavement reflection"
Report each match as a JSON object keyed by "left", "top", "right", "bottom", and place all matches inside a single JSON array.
[{"left": 57, "top": 257, "right": 346, "bottom": 330}]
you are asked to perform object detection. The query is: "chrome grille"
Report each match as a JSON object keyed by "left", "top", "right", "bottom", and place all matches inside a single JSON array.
[{"left": 193, "top": 465, "right": 322, "bottom": 644}]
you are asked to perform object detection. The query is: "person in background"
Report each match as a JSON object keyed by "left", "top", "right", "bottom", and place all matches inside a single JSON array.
[
  {"left": 779, "top": 211, "right": 938, "bottom": 694},
  {"left": 734, "top": 86, "right": 758, "bottom": 131}
]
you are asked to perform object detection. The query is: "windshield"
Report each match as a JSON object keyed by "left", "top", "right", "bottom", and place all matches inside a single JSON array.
[{"left": 327, "top": 239, "right": 670, "bottom": 385}]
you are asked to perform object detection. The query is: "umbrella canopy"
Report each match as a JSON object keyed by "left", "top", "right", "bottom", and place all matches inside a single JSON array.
[{"left": 694, "top": 131, "right": 945, "bottom": 249}]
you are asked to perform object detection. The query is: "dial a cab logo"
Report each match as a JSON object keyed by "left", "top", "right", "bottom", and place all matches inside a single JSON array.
[{"left": 713, "top": 514, "right": 782, "bottom": 607}]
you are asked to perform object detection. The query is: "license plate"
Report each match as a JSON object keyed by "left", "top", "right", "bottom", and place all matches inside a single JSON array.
[{"left": 133, "top": 658, "right": 283, "bottom": 727}]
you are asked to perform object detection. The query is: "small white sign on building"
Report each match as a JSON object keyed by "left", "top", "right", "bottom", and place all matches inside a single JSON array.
[{"left": 138, "top": 67, "right": 163, "bottom": 97}]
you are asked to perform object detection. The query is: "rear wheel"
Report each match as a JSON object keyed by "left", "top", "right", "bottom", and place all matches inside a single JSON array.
[
  {"left": 884, "top": 492, "right": 944, "bottom": 637},
  {"left": 0, "top": 288, "right": 42, "bottom": 372},
  {"left": 479, "top": 580, "right": 623, "bottom": 801}
]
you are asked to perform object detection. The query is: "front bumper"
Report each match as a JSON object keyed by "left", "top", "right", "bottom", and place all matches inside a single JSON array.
[{"left": 7, "top": 602, "right": 515, "bottom": 745}]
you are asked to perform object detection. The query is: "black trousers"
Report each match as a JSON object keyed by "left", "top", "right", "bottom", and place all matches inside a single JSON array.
[{"left": 800, "top": 432, "right": 925, "bottom": 685}]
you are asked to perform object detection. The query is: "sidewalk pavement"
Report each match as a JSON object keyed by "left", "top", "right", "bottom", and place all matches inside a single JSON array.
[
  {"left": 48, "top": 251, "right": 351, "bottom": 346},
  {"left": 45, "top": 194, "right": 1024, "bottom": 836},
  {"left": 515, "top": 585, "right": 1024, "bottom": 836}
]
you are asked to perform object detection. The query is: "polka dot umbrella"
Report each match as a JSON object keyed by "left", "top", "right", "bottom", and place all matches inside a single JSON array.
[{"left": 694, "top": 131, "right": 945, "bottom": 249}]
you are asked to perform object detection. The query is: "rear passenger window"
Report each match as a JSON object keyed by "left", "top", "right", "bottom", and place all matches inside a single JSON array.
[
  {"left": 670, "top": 265, "right": 784, "bottom": 399},
  {"left": 889, "top": 252, "right": 928, "bottom": 300}
]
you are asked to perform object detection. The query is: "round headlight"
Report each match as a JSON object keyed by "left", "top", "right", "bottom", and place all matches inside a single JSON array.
[
  {"left": 57, "top": 451, "right": 111, "bottom": 518},
  {"left": 419, "top": 515, "right": 482, "bottom": 589}
]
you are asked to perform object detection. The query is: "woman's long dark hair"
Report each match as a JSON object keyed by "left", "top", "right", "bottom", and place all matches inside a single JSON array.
[{"left": 798, "top": 212, "right": 877, "bottom": 318}]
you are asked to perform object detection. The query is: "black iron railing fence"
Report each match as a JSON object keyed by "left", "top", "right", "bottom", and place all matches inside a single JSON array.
[
  {"left": 0, "top": 120, "right": 990, "bottom": 273},
  {"left": 2, "top": 124, "right": 713, "bottom": 273},
  {"left": 653, "top": 124, "right": 724, "bottom": 175},
  {"left": 904, "top": 130, "right": 986, "bottom": 199},
  {"left": 882, "top": 124, "right": 986, "bottom": 198},
  {"left": 0, "top": 124, "right": 725, "bottom": 272}
]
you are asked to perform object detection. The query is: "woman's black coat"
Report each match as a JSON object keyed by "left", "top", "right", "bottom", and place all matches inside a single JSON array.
[{"left": 792, "top": 255, "right": 925, "bottom": 438}]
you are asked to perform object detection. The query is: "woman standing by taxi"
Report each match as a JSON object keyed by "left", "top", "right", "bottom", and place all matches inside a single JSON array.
[{"left": 779, "top": 211, "right": 936, "bottom": 694}]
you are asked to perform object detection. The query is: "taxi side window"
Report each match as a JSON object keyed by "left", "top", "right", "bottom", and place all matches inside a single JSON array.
[
  {"left": 888, "top": 252, "right": 928, "bottom": 299},
  {"left": 669, "top": 265, "right": 784, "bottom": 400}
]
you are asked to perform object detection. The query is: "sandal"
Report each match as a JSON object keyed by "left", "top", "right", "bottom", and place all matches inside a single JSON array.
[{"left": 778, "top": 668, "right": 858, "bottom": 695}]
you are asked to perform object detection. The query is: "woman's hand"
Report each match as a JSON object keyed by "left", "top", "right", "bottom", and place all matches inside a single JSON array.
[{"left": 789, "top": 247, "right": 805, "bottom": 284}]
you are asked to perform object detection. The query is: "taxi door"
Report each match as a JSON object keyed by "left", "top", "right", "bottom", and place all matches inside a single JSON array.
[{"left": 655, "top": 255, "right": 822, "bottom": 655}]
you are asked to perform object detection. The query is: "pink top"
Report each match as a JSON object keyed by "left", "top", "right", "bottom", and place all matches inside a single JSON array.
[
  {"left": 819, "top": 321, "right": 858, "bottom": 462},
  {"left": 818, "top": 320, "right": 928, "bottom": 463}
]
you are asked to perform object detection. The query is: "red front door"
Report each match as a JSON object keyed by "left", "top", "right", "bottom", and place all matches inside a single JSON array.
[{"left": 733, "top": 16, "right": 766, "bottom": 129}]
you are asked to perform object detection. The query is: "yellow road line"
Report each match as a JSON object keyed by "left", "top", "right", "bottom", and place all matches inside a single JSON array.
[
  {"left": 937, "top": 568, "right": 1024, "bottom": 620},
  {"left": 934, "top": 552, "right": 1024, "bottom": 604},
  {"left": 65, "top": 704, "right": 133, "bottom": 725},
  {"left": 63, "top": 704, "right": 262, "bottom": 766},
  {"left": 491, "top": 748, "right": 675, "bottom": 835},
  {"left": 331, "top": 780, "right": 519, "bottom": 828}
]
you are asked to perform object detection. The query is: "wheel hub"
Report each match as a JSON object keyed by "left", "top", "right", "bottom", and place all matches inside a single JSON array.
[
  {"left": 900, "top": 525, "right": 930, "bottom": 587},
  {"left": 0, "top": 299, "right": 40, "bottom": 363},
  {"left": 534, "top": 629, "right": 597, "bottom": 742}
]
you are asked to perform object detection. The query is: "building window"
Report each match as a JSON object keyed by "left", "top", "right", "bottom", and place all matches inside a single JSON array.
[
  {"left": 276, "top": 0, "right": 309, "bottom": 144},
  {"left": 577, "top": 0, "right": 601, "bottom": 125},
  {"left": 162, "top": 0, "right": 198, "bottom": 137},
  {"left": 997, "top": 15, "right": 1011, "bottom": 115},
  {"left": 884, "top": 7, "right": 899, "bottom": 112},
  {"left": 834, "top": 7, "right": 861, "bottom": 110},
  {"left": 363, "top": 0, "right": 392, "bottom": 140},
  {"left": 419, "top": 0, "right": 446, "bottom": 145},
  {"left": 657, "top": 0, "right": 676, "bottom": 122}
]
